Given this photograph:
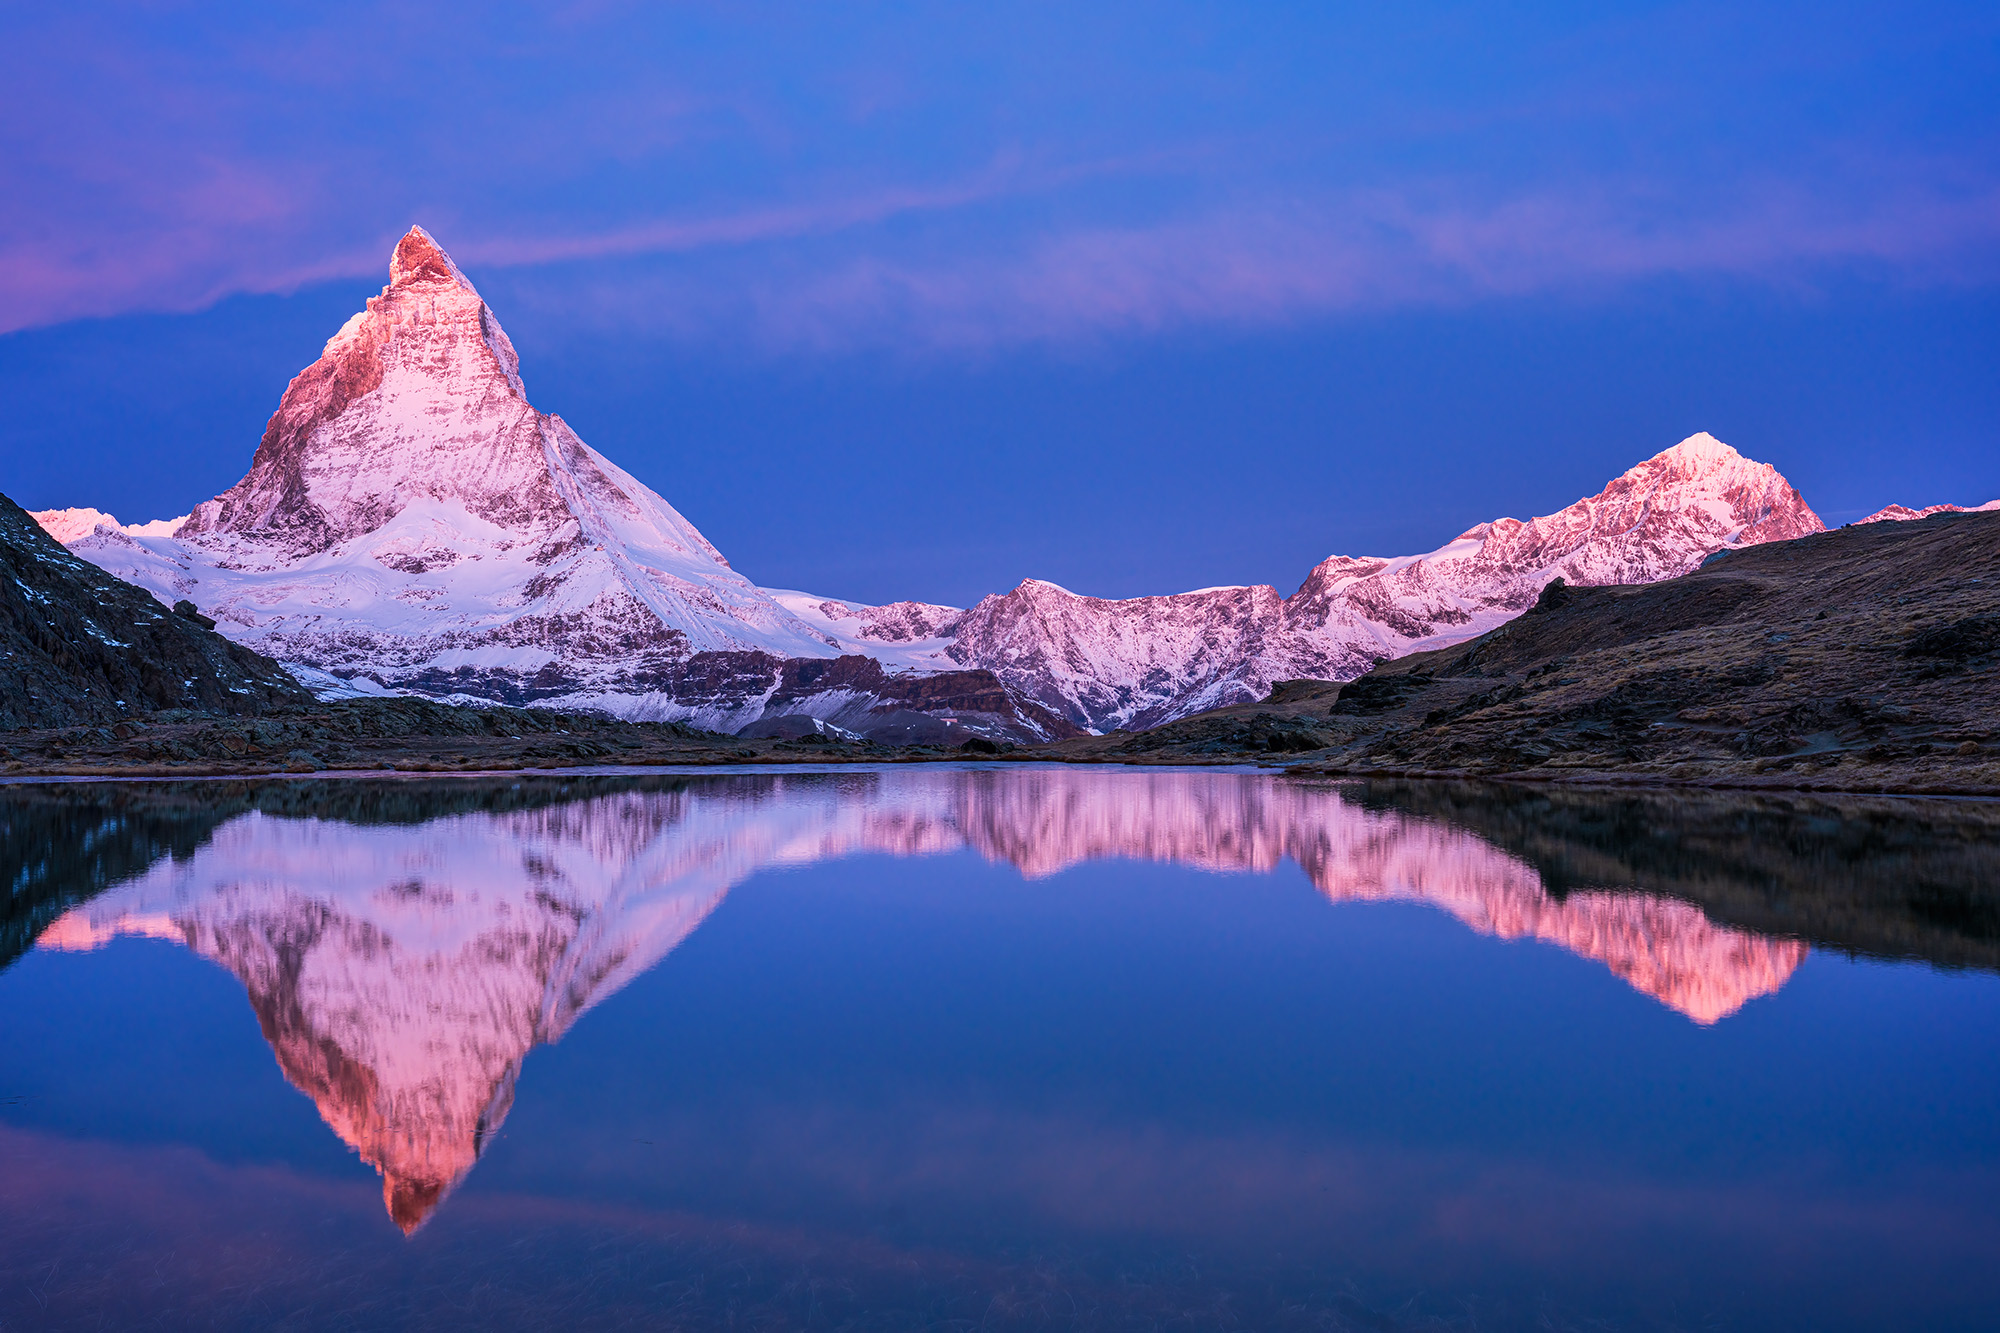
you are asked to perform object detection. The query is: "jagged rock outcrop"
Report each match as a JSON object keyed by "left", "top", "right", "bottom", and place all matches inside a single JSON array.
[{"left": 0, "top": 491, "right": 305, "bottom": 731}]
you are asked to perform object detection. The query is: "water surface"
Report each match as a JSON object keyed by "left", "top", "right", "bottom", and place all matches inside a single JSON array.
[{"left": 2, "top": 767, "right": 1996, "bottom": 1330}]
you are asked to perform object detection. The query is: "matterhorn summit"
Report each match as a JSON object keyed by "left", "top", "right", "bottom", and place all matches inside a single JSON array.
[
  {"left": 52, "top": 227, "right": 874, "bottom": 714},
  {"left": 40, "top": 226, "right": 1823, "bottom": 737}
]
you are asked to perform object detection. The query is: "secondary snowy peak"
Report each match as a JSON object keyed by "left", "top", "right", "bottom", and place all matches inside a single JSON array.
[
  {"left": 31, "top": 508, "right": 124, "bottom": 544},
  {"left": 28, "top": 508, "right": 186, "bottom": 543},
  {"left": 1858, "top": 498, "right": 2000, "bottom": 523},
  {"left": 1289, "top": 432, "right": 1821, "bottom": 615},
  {"left": 947, "top": 434, "right": 1825, "bottom": 730},
  {"left": 945, "top": 580, "right": 1292, "bottom": 731}
]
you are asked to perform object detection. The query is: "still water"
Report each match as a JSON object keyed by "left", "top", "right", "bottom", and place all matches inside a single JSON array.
[{"left": 1, "top": 767, "right": 1996, "bottom": 1331}]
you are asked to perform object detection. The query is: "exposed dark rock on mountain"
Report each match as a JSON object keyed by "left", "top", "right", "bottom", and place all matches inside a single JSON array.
[
  {"left": 940, "top": 433, "right": 1824, "bottom": 729},
  {"left": 36, "top": 229, "right": 1829, "bottom": 738},
  {"left": 0, "top": 491, "right": 306, "bottom": 731},
  {"left": 1052, "top": 508, "right": 2000, "bottom": 794}
]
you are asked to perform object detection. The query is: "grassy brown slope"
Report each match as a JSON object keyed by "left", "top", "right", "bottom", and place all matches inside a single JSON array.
[{"left": 1039, "top": 508, "right": 2000, "bottom": 793}]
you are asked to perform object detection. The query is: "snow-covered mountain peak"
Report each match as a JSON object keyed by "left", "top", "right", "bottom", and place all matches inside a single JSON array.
[
  {"left": 1600, "top": 432, "right": 1784, "bottom": 507},
  {"left": 33, "top": 231, "right": 1832, "bottom": 738},
  {"left": 29, "top": 508, "right": 187, "bottom": 543},
  {"left": 176, "top": 225, "right": 550, "bottom": 560},
  {"left": 1859, "top": 497, "right": 2000, "bottom": 524},
  {"left": 946, "top": 432, "right": 1824, "bottom": 731},
  {"left": 53, "top": 227, "right": 862, "bottom": 702},
  {"left": 1653, "top": 429, "right": 1735, "bottom": 464},
  {"left": 30, "top": 507, "right": 124, "bottom": 544},
  {"left": 389, "top": 224, "right": 476, "bottom": 292}
]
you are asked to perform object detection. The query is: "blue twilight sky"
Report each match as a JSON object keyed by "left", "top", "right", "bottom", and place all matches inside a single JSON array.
[{"left": 2, "top": 2, "right": 1996, "bottom": 606}]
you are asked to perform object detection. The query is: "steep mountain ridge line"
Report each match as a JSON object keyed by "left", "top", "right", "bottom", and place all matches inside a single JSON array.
[
  {"left": 35, "top": 226, "right": 1820, "bottom": 735},
  {"left": 0, "top": 490, "right": 307, "bottom": 731},
  {"left": 27, "top": 230, "right": 1068, "bottom": 743},
  {"left": 53, "top": 227, "right": 847, "bottom": 680},
  {"left": 941, "top": 432, "right": 1823, "bottom": 730},
  {"left": 1069, "top": 507, "right": 2000, "bottom": 794}
]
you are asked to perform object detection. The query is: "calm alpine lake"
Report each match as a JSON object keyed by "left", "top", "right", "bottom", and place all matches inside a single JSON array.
[{"left": 2, "top": 767, "right": 1996, "bottom": 1331}]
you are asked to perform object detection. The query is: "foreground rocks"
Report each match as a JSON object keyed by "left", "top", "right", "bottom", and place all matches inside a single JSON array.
[
  {"left": 1043, "top": 508, "right": 2000, "bottom": 795},
  {"left": 0, "top": 694, "right": 1043, "bottom": 777},
  {"left": 0, "top": 492, "right": 305, "bottom": 729}
]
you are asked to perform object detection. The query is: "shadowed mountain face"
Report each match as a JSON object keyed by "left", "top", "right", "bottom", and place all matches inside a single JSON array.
[
  {"left": 33, "top": 227, "right": 1821, "bottom": 739},
  {"left": 22, "top": 771, "right": 1990, "bottom": 1231},
  {"left": 0, "top": 492, "right": 306, "bottom": 731}
]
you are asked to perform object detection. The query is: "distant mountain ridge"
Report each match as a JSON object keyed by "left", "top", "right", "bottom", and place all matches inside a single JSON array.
[
  {"left": 39, "top": 227, "right": 1827, "bottom": 735},
  {"left": 1858, "top": 499, "right": 2000, "bottom": 524},
  {"left": 939, "top": 433, "right": 1822, "bottom": 728}
]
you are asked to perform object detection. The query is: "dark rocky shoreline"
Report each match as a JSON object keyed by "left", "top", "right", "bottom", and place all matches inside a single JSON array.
[{"left": 6, "top": 503, "right": 1995, "bottom": 796}]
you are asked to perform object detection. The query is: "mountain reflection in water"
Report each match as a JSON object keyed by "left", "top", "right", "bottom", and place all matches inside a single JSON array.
[{"left": 28, "top": 768, "right": 1822, "bottom": 1232}]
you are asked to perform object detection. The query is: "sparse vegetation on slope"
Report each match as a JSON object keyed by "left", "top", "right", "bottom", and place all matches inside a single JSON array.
[{"left": 1045, "top": 509, "right": 2000, "bottom": 794}]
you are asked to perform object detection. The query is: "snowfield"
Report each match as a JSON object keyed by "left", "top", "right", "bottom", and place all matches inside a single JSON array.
[{"left": 39, "top": 228, "right": 1848, "bottom": 734}]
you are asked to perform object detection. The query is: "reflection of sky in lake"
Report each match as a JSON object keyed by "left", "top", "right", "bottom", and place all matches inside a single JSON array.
[{"left": 3, "top": 769, "right": 1997, "bottom": 1330}]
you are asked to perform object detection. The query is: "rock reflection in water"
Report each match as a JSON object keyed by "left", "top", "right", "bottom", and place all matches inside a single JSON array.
[{"left": 38, "top": 769, "right": 1802, "bottom": 1229}]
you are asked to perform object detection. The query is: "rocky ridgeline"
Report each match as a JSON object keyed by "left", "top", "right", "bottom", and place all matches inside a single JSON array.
[
  {"left": 39, "top": 226, "right": 1826, "bottom": 740},
  {"left": 941, "top": 432, "right": 1825, "bottom": 730},
  {"left": 1058, "top": 508, "right": 2000, "bottom": 794},
  {"left": 0, "top": 491, "right": 306, "bottom": 730}
]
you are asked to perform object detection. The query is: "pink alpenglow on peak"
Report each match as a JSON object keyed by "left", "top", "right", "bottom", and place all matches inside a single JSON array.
[
  {"left": 29, "top": 508, "right": 188, "bottom": 544},
  {"left": 940, "top": 432, "right": 1824, "bottom": 730},
  {"left": 1857, "top": 499, "right": 2000, "bottom": 524},
  {"left": 40, "top": 228, "right": 1824, "bottom": 734},
  {"left": 52, "top": 226, "right": 875, "bottom": 715}
]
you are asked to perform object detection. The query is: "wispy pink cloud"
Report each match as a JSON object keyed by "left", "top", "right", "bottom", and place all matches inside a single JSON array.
[
  {"left": 470, "top": 166, "right": 2000, "bottom": 353},
  {"left": 5, "top": 156, "right": 1995, "bottom": 347},
  {"left": 2, "top": 6, "right": 1996, "bottom": 348}
]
